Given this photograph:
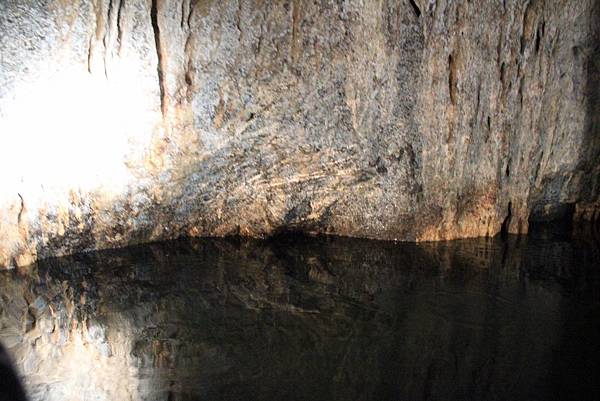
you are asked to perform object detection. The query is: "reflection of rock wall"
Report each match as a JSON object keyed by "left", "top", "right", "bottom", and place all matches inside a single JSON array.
[
  {"left": 1, "top": 0, "right": 599, "bottom": 267},
  {"left": 1, "top": 236, "right": 598, "bottom": 401},
  {"left": 0, "top": 262, "right": 140, "bottom": 400}
]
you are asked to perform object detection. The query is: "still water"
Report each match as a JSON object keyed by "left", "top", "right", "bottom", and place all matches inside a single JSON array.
[{"left": 0, "top": 233, "right": 599, "bottom": 401}]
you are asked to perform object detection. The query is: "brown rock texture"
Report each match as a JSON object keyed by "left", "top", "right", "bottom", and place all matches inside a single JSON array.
[{"left": 1, "top": 0, "right": 599, "bottom": 267}]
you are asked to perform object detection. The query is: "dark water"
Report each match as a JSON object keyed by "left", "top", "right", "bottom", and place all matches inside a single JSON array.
[{"left": 0, "top": 233, "right": 599, "bottom": 401}]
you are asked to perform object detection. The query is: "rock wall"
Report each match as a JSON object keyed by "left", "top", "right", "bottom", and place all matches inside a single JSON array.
[{"left": 1, "top": 0, "right": 598, "bottom": 267}]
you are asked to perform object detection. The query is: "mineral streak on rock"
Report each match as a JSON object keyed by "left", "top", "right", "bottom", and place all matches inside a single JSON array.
[{"left": 0, "top": 0, "right": 598, "bottom": 268}]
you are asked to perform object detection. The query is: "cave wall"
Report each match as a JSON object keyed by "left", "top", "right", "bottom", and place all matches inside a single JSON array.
[{"left": 1, "top": 0, "right": 598, "bottom": 267}]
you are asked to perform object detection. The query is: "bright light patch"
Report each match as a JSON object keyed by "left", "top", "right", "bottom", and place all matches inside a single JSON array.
[{"left": 0, "top": 61, "right": 159, "bottom": 207}]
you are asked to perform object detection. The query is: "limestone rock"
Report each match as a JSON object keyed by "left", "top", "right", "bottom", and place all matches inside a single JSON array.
[{"left": 0, "top": 0, "right": 598, "bottom": 267}]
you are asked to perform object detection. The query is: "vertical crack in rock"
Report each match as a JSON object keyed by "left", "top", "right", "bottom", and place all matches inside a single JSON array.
[
  {"left": 408, "top": 0, "right": 421, "bottom": 18},
  {"left": 187, "top": 0, "right": 196, "bottom": 30},
  {"left": 151, "top": 0, "right": 167, "bottom": 117},
  {"left": 448, "top": 53, "right": 457, "bottom": 105},
  {"left": 106, "top": 0, "right": 125, "bottom": 63},
  {"left": 107, "top": 0, "right": 115, "bottom": 33},
  {"left": 533, "top": 151, "right": 543, "bottom": 184},
  {"left": 501, "top": 201, "right": 512, "bottom": 237},
  {"left": 534, "top": 21, "right": 543, "bottom": 54},
  {"left": 518, "top": 76, "right": 525, "bottom": 106},
  {"left": 87, "top": 36, "right": 93, "bottom": 73},
  {"left": 15, "top": 193, "right": 28, "bottom": 261},
  {"left": 105, "top": 0, "right": 115, "bottom": 77},
  {"left": 116, "top": 0, "right": 125, "bottom": 53},
  {"left": 16, "top": 194, "right": 24, "bottom": 226},
  {"left": 91, "top": 0, "right": 109, "bottom": 78},
  {"left": 182, "top": 0, "right": 196, "bottom": 96},
  {"left": 473, "top": 81, "right": 481, "bottom": 128},
  {"left": 181, "top": 0, "right": 187, "bottom": 29}
]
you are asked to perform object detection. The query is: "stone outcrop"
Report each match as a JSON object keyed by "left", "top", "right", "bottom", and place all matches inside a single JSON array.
[{"left": 1, "top": 0, "right": 598, "bottom": 268}]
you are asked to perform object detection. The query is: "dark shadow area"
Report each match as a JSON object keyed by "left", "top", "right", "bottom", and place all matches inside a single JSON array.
[
  {"left": 0, "top": 343, "right": 27, "bottom": 401},
  {"left": 1, "top": 234, "right": 599, "bottom": 401},
  {"left": 528, "top": 202, "right": 575, "bottom": 240}
]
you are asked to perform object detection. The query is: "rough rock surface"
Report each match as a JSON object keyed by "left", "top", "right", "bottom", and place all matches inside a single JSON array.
[
  {"left": 1, "top": 235, "right": 599, "bottom": 401},
  {"left": 1, "top": 0, "right": 599, "bottom": 267}
]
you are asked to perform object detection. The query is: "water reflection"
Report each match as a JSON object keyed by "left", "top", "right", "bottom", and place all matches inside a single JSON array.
[{"left": 1, "top": 234, "right": 599, "bottom": 401}]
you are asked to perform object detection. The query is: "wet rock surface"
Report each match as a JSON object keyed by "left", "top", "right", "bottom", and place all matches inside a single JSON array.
[
  {"left": 1, "top": 0, "right": 599, "bottom": 267},
  {"left": 1, "top": 234, "right": 599, "bottom": 401}
]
